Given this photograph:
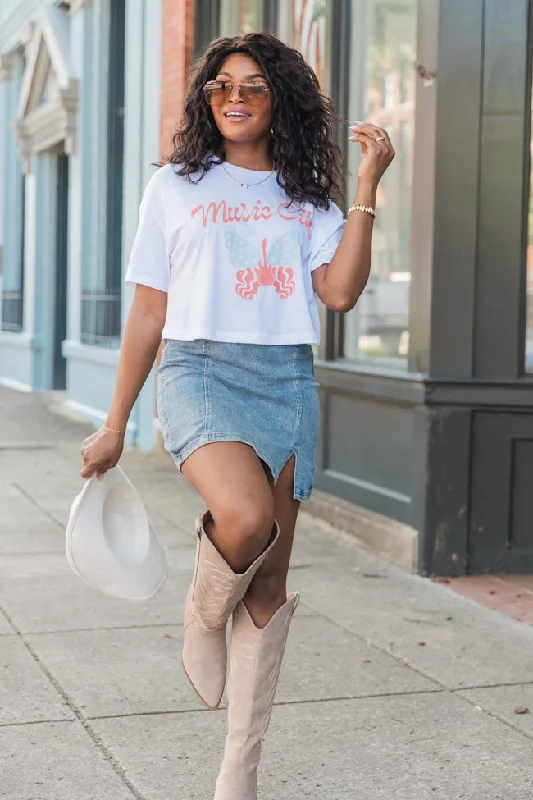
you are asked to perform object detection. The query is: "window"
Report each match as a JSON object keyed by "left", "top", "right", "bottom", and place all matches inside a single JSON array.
[
  {"left": 80, "top": 0, "right": 125, "bottom": 348},
  {"left": 215, "top": 1, "right": 280, "bottom": 39},
  {"left": 220, "top": 0, "right": 264, "bottom": 35},
  {"left": 194, "top": 0, "right": 221, "bottom": 56},
  {"left": 263, "top": 0, "right": 279, "bottom": 34},
  {"left": 1, "top": 174, "right": 25, "bottom": 332},
  {"left": 1, "top": 50, "right": 26, "bottom": 333},
  {"left": 278, "top": 0, "right": 329, "bottom": 90},
  {"left": 343, "top": 0, "right": 417, "bottom": 366}
]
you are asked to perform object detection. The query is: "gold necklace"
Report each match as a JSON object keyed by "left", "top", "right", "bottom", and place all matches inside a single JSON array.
[{"left": 221, "top": 162, "right": 275, "bottom": 190}]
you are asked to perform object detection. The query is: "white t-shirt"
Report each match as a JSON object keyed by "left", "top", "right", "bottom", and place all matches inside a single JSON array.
[{"left": 125, "top": 162, "right": 345, "bottom": 345}]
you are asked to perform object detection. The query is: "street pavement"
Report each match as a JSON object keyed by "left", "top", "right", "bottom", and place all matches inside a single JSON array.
[{"left": 1, "top": 385, "right": 532, "bottom": 800}]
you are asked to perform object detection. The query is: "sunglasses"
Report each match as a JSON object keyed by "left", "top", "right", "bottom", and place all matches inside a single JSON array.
[{"left": 203, "top": 80, "right": 270, "bottom": 107}]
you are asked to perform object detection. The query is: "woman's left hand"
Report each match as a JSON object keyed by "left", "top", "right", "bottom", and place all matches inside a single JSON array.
[{"left": 350, "top": 121, "right": 395, "bottom": 186}]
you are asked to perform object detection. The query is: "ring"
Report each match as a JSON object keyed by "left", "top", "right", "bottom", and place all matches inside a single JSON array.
[{"left": 376, "top": 136, "right": 386, "bottom": 141}]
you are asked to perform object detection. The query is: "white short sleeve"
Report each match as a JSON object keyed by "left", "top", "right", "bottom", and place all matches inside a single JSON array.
[
  {"left": 125, "top": 169, "right": 170, "bottom": 293},
  {"left": 309, "top": 201, "right": 346, "bottom": 273}
]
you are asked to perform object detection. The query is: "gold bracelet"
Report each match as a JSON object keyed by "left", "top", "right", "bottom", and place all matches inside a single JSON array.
[
  {"left": 103, "top": 424, "right": 125, "bottom": 435},
  {"left": 348, "top": 203, "right": 376, "bottom": 219}
]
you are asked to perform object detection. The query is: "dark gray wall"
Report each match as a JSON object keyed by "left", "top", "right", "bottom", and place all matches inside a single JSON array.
[{"left": 316, "top": 0, "right": 533, "bottom": 575}]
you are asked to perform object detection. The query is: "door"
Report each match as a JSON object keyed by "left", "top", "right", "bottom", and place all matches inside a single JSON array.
[
  {"left": 470, "top": 412, "right": 533, "bottom": 573},
  {"left": 53, "top": 153, "right": 69, "bottom": 390}
]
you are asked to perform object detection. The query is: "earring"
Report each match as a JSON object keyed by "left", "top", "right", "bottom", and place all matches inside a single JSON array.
[{"left": 270, "top": 127, "right": 274, "bottom": 136}]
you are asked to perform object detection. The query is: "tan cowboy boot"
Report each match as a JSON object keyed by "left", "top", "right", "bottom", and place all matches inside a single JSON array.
[
  {"left": 213, "top": 593, "right": 299, "bottom": 799},
  {"left": 182, "top": 513, "right": 279, "bottom": 710}
]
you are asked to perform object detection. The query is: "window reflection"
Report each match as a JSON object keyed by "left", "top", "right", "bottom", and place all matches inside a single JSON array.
[
  {"left": 343, "top": 0, "right": 417, "bottom": 365},
  {"left": 238, "top": 0, "right": 263, "bottom": 33},
  {"left": 290, "top": 0, "right": 328, "bottom": 90},
  {"left": 220, "top": 0, "right": 263, "bottom": 35}
]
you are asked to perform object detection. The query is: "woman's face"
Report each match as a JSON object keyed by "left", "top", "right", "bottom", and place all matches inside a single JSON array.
[{"left": 208, "top": 54, "right": 273, "bottom": 146}]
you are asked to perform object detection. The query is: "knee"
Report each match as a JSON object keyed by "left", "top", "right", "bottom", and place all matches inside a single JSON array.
[{"left": 215, "top": 496, "right": 275, "bottom": 554}]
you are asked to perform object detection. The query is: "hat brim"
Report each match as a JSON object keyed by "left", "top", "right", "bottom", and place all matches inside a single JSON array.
[{"left": 66, "top": 466, "right": 167, "bottom": 601}]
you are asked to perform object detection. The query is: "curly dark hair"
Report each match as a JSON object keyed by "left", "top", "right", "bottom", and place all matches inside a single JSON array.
[{"left": 165, "top": 33, "right": 343, "bottom": 209}]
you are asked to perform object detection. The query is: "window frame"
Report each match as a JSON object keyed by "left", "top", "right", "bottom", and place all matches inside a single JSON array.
[
  {"left": 322, "top": 0, "right": 351, "bottom": 361},
  {"left": 194, "top": 0, "right": 221, "bottom": 56},
  {"left": 521, "top": 0, "right": 533, "bottom": 373}
]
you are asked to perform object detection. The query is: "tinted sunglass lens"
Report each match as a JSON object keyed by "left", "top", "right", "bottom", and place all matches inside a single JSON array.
[
  {"left": 204, "top": 84, "right": 228, "bottom": 105},
  {"left": 204, "top": 83, "right": 268, "bottom": 106},
  {"left": 242, "top": 85, "right": 268, "bottom": 105}
]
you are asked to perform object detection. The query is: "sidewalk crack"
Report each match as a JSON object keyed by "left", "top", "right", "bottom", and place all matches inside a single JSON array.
[
  {"left": 0, "top": 603, "right": 147, "bottom": 799},
  {"left": 12, "top": 483, "right": 64, "bottom": 530}
]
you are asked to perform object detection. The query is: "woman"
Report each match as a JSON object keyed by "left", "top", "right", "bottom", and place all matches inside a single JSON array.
[{"left": 81, "top": 32, "right": 394, "bottom": 799}]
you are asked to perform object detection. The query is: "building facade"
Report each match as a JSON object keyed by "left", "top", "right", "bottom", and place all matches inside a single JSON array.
[
  {"left": 1, "top": 0, "right": 533, "bottom": 575},
  {"left": 0, "top": 0, "right": 162, "bottom": 450}
]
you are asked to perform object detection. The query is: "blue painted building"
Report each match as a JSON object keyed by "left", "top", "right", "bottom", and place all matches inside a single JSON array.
[{"left": 0, "top": 0, "right": 162, "bottom": 451}]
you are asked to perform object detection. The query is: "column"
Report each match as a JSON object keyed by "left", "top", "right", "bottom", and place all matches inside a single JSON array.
[
  {"left": 31, "top": 152, "right": 57, "bottom": 390},
  {"left": 123, "top": 0, "right": 164, "bottom": 452},
  {"left": 65, "top": 3, "right": 91, "bottom": 346}
]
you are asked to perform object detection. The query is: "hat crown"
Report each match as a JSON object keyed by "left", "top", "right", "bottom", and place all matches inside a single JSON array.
[{"left": 103, "top": 483, "right": 150, "bottom": 567}]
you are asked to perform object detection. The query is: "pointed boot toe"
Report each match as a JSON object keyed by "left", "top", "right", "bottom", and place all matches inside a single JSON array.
[{"left": 182, "top": 585, "right": 227, "bottom": 710}]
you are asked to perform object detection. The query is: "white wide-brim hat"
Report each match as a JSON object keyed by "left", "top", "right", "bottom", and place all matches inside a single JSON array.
[{"left": 66, "top": 465, "right": 167, "bottom": 601}]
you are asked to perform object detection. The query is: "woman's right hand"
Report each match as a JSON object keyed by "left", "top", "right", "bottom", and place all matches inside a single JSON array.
[{"left": 80, "top": 427, "right": 125, "bottom": 479}]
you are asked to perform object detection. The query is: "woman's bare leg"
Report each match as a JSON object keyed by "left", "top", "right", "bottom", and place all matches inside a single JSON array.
[
  {"left": 213, "top": 455, "right": 301, "bottom": 798},
  {"left": 181, "top": 441, "right": 275, "bottom": 572},
  {"left": 244, "top": 455, "right": 300, "bottom": 628},
  {"left": 179, "top": 441, "right": 280, "bottom": 709}
]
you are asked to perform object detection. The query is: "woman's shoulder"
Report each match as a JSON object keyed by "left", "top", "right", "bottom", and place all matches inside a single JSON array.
[
  {"left": 311, "top": 198, "right": 345, "bottom": 223},
  {"left": 149, "top": 161, "right": 217, "bottom": 192},
  {"left": 147, "top": 163, "right": 182, "bottom": 189},
  {"left": 142, "top": 164, "right": 196, "bottom": 209}
]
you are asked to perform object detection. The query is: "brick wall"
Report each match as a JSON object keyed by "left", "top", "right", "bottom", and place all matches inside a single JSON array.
[{"left": 160, "top": 0, "right": 195, "bottom": 161}]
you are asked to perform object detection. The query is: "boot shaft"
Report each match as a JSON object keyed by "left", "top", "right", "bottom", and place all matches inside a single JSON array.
[
  {"left": 192, "top": 514, "right": 280, "bottom": 631},
  {"left": 213, "top": 594, "right": 298, "bottom": 800},
  {"left": 226, "top": 595, "right": 298, "bottom": 742},
  {"left": 182, "top": 514, "right": 280, "bottom": 712}
]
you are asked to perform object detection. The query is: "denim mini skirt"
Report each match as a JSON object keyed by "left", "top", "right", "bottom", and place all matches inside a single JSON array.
[{"left": 157, "top": 339, "right": 320, "bottom": 501}]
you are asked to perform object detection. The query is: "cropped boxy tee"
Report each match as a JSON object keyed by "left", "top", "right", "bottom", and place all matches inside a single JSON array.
[{"left": 125, "top": 163, "right": 345, "bottom": 345}]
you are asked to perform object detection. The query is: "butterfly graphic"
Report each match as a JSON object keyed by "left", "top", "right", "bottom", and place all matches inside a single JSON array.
[{"left": 224, "top": 231, "right": 302, "bottom": 301}]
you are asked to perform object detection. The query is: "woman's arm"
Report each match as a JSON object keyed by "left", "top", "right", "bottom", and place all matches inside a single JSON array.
[
  {"left": 105, "top": 285, "right": 167, "bottom": 431},
  {"left": 312, "top": 122, "right": 395, "bottom": 313},
  {"left": 80, "top": 285, "right": 167, "bottom": 478}
]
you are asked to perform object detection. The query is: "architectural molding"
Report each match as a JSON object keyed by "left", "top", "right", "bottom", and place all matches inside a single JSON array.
[
  {"left": 12, "top": 85, "right": 78, "bottom": 173},
  {"left": 0, "top": 332, "right": 42, "bottom": 351},
  {"left": 0, "top": 0, "right": 40, "bottom": 54},
  {"left": 0, "top": 52, "right": 15, "bottom": 83},
  {"left": 69, "top": 0, "right": 93, "bottom": 15},
  {"left": 13, "top": 3, "right": 78, "bottom": 171},
  {"left": 0, "top": 376, "right": 32, "bottom": 393},
  {"left": 18, "top": 21, "right": 36, "bottom": 48},
  {"left": 62, "top": 340, "right": 121, "bottom": 365}
]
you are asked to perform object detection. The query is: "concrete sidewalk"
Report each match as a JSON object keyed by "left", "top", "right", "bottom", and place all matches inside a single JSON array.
[{"left": 1, "top": 385, "right": 532, "bottom": 800}]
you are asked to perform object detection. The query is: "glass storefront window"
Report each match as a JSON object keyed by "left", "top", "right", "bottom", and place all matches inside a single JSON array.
[
  {"left": 239, "top": 0, "right": 263, "bottom": 33},
  {"left": 343, "top": 0, "right": 417, "bottom": 366},
  {"left": 288, "top": 0, "right": 329, "bottom": 90},
  {"left": 220, "top": 0, "right": 264, "bottom": 36},
  {"left": 218, "top": 0, "right": 330, "bottom": 93}
]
